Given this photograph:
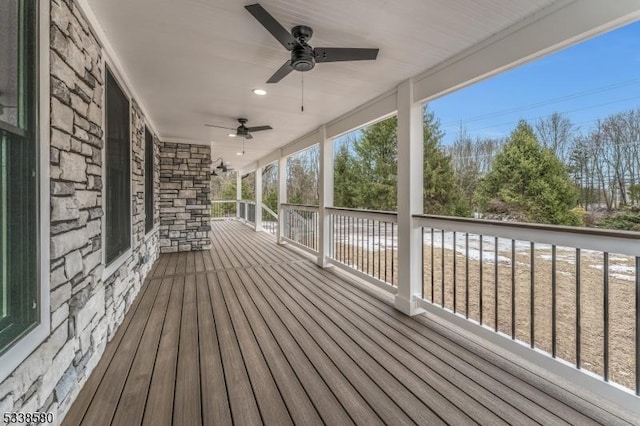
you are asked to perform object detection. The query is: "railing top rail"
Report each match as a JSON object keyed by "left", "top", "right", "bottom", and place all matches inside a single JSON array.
[
  {"left": 211, "top": 199, "right": 237, "bottom": 203},
  {"left": 281, "top": 203, "right": 320, "bottom": 209},
  {"left": 327, "top": 206, "right": 398, "bottom": 223},
  {"left": 414, "top": 214, "right": 640, "bottom": 256}
]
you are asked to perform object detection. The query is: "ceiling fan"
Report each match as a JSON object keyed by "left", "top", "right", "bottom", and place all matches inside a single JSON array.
[
  {"left": 205, "top": 117, "right": 272, "bottom": 139},
  {"left": 211, "top": 158, "right": 235, "bottom": 176},
  {"left": 245, "top": 3, "right": 380, "bottom": 83}
]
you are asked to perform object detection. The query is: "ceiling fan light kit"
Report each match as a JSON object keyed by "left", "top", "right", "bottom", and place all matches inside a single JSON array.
[{"left": 205, "top": 117, "right": 273, "bottom": 139}]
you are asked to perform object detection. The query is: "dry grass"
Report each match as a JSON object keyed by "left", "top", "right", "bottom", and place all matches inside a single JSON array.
[{"left": 335, "top": 241, "right": 637, "bottom": 392}]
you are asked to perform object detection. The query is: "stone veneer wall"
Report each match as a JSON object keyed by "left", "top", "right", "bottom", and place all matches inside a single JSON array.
[
  {"left": 159, "top": 142, "right": 212, "bottom": 253},
  {"left": 0, "top": 1, "right": 160, "bottom": 423}
]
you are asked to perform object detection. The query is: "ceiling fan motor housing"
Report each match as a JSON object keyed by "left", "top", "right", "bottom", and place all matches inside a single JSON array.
[{"left": 291, "top": 25, "right": 315, "bottom": 71}]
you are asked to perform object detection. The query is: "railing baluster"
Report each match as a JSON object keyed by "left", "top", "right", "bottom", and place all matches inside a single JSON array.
[
  {"left": 604, "top": 251, "right": 609, "bottom": 382},
  {"left": 552, "top": 245, "right": 557, "bottom": 358},
  {"left": 422, "top": 228, "right": 425, "bottom": 300},
  {"left": 431, "top": 228, "right": 435, "bottom": 303},
  {"left": 495, "top": 236, "right": 499, "bottom": 332},
  {"left": 384, "top": 222, "right": 388, "bottom": 283},
  {"left": 453, "top": 231, "right": 457, "bottom": 313},
  {"left": 377, "top": 220, "right": 381, "bottom": 281},
  {"left": 391, "top": 223, "right": 395, "bottom": 286},
  {"left": 465, "top": 232, "right": 469, "bottom": 319},
  {"left": 441, "top": 229, "right": 445, "bottom": 308},
  {"left": 512, "top": 239, "right": 516, "bottom": 340},
  {"left": 530, "top": 241, "right": 535, "bottom": 348},
  {"left": 576, "top": 248, "right": 581, "bottom": 369},
  {"left": 480, "top": 235, "right": 484, "bottom": 324}
]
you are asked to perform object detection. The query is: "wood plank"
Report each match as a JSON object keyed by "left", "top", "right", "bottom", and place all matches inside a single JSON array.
[
  {"left": 264, "top": 265, "right": 472, "bottom": 425},
  {"left": 175, "top": 252, "right": 187, "bottom": 276},
  {"left": 62, "top": 277, "right": 157, "bottom": 426},
  {"left": 236, "top": 268, "right": 363, "bottom": 425},
  {"left": 283, "top": 263, "right": 523, "bottom": 425},
  {"left": 151, "top": 253, "right": 170, "bottom": 278},
  {"left": 202, "top": 247, "right": 215, "bottom": 271},
  {"left": 194, "top": 250, "right": 205, "bottom": 273},
  {"left": 208, "top": 272, "right": 262, "bottom": 425},
  {"left": 80, "top": 278, "right": 164, "bottom": 425},
  {"left": 249, "top": 266, "right": 418, "bottom": 425},
  {"left": 142, "top": 276, "right": 184, "bottom": 426},
  {"left": 302, "top": 262, "right": 600, "bottom": 426},
  {"left": 196, "top": 273, "right": 232, "bottom": 426},
  {"left": 218, "top": 270, "right": 293, "bottom": 425},
  {"left": 163, "top": 253, "right": 179, "bottom": 277},
  {"left": 295, "top": 262, "right": 586, "bottom": 426},
  {"left": 227, "top": 269, "right": 324, "bottom": 425},
  {"left": 111, "top": 277, "right": 173, "bottom": 426},
  {"left": 173, "top": 273, "right": 202, "bottom": 425}
]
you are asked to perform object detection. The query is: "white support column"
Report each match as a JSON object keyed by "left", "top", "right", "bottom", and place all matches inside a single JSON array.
[
  {"left": 318, "top": 125, "right": 334, "bottom": 267},
  {"left": 255, "top": 167, "right": 263, "bottom": 232},
  {"left": 395, "top": 78, "right": 425, "bottom": 316},
  {"left": 236, "top": 171, "right": 242, "bottom": 219},
  {"left": 277, "top": 155, "right": 287, "bottom": 244}
]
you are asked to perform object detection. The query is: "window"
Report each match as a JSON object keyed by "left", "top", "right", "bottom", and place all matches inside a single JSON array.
[
  {"left": 0, "top": 0, "right": 39, "bottom": 354},
  {"left": 105, "top": 69, "right": 130, "bottom": 264},
  {"left": 144, "top": 126, "right": 153, "bottom": 233}
]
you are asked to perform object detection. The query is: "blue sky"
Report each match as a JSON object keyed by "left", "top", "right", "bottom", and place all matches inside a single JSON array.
[{"left": 429, "top": 20, "right": 640, "bottom": 145}]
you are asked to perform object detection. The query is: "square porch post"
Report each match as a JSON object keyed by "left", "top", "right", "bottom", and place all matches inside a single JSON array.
[
  {"left": 277, "top": 155, "right": 287, "bottom": 244},
  {"left": 395, "top": 78, "right": 425, "bottom": 316},
  {"left": 255, "top": 166, "right": 263, "bottom": 231},
  {"left": 236, "top": 170, "right": 242, "bottom": 219},
  {"left": 318, "top": 125, "right": 334, "bottom": 267}
]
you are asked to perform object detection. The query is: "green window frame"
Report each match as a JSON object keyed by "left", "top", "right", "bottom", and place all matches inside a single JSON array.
[
  {"left": 0, "top": 0, "right": 39, "bottom": 355},
  {"left": 105, "top": 68, "right": 131, "bottom": 264}
]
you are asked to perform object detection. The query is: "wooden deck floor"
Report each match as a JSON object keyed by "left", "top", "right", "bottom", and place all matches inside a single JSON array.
[{"left": 63, "top": 220, "right": 635, "bottom": 426}]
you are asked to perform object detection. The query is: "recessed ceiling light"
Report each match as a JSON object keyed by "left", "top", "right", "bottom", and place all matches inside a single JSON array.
[
  {"left": 252, "top": 88, "right": 267, "bottom": 96},
  {"left": 228, "top": 133, "right": 236, "bottom": 137},
  {"left": 236, "top": 152, "right": 243, "bottom": 156}
]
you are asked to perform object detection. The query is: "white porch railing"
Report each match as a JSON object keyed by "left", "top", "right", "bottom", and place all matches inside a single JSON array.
[
  {"left": 414, "top": 214, "right": 640, "bottom": 395},
  {"left": 281, "top": 204, "right": 319, "bottom": 255},
  {"left": 211, "top": 199, "right": 237, "bottom": 219},
  {"left": 327, "top": 207, "right": 398, "bottom": 293},
  {"left": 262, "top": 204, "right": 278, "bottom": 236}
]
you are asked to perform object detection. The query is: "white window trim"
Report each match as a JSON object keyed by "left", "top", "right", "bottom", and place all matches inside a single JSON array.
[
  {"left": 101, "top": 59, "right": 134, "bottom": 280},
  {"left": 0, "top": 0, "right": 51, "bottom": 382}
]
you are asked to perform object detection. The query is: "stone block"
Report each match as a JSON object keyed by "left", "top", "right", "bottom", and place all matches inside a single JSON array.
[
  {"left": 74, "top": 287, "right": 105, "bottom": 333},
  {"left": 75, "top": 190, "right": 99, "bottom": 209},
  {"left": 178, "top": 189, "right": 196, "bottom": 199},
  {"left": 51, "top": 303, "right": 69, "bottom": 330},
  {"left": 51, "top": 282, "right": 71, "bottom": 311},
  {"left": 87, "top": 102, "right": 102, "bottom": 127},
  {"left": 64, "top": 250, "right": 83, "bottom": 280},
  {"left": 51, "top": 51, "right": 76, "bottom": 89},
  {"left": 59, "top": 151, "right": 87, "bottom": 182},
  {"left": 51, "top": 227, "right": 87, "bottom": 259},
  {"left": 51, "top": 128, "right": 72, "bottom": 151},
  {"left": 51, "top": 196, "right": 80, "bottom": 222},
  {"left": 52, "top": 98, "right": 74, "bottom": 134}
]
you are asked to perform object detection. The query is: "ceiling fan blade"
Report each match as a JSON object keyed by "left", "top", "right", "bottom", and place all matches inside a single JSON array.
[
  {"left": 244, "top": 133, "right": 254, "bottom": 140},
  {"left": 247, "top": 125, "right": 272, "bottom": 132},
  {"left": 314, "top": 47, "right": 379, "bottom": 63},
  {"left": 245, "top": 4, "right": 298, "bottom": 51},
  {"left": 205, "top": 124, "right": 236, "bottom": 130},
  {"left": 267, "top": 61, "right": 294, "bottom": 83}
]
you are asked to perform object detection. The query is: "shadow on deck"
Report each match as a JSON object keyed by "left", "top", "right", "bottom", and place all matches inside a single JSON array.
[{"left": 63, "top": 221, "right": 635, "bottom": 425}]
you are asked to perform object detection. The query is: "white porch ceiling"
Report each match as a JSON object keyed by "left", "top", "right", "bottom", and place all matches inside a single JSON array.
[{"left": 86, "top": 0, "right": 559, "bottom": 169}]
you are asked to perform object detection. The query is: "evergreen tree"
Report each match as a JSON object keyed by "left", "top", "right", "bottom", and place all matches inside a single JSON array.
[
  {"left": 475, "top": 121, "right": 582, "bottom": 225},
  {"left": 422, "top": 107, "right": 467, "bottom": 215},
  {"left": 353, "top": 117, "right": 398, "bottom": 211},
  {"left": 333, "top": 140, "right": 362, "bottom": 208}
]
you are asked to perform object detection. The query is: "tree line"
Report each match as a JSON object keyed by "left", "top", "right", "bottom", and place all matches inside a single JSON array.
[{"left": 213, "top": 105, "right": 640, "bottom": 230}]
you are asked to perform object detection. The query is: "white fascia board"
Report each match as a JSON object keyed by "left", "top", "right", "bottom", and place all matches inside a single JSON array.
[
  {"left": 281, "top": 129, "right": 320, "bottom": 158},
  {"left": 414, "top": 0, "right": 640, "bottom": 103},
  {"left": 325, "top": 89, "right": 398, "bottom": 139}
]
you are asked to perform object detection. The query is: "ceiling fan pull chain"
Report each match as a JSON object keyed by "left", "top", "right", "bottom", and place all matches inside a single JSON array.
[{"left": 301, "top": 72, "right": 304, "bottom": 112}]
